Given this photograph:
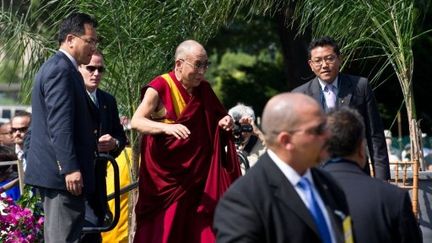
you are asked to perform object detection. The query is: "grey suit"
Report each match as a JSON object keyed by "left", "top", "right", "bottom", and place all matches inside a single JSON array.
[
  {"left": 213, "top": 152, "right": 352, "bottom": 243},
  {"left": 292, "top": 74, "right": 390, "bottom": 180}
]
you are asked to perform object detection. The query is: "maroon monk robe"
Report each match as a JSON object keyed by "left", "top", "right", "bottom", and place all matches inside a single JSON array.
[{"left": 134, "top": 72, "right": 241, "bottom": 243}]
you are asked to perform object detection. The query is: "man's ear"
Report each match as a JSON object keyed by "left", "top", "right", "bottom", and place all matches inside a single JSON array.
[
  {"left": 66, "top": 34, "right": 74, "bottom": 46},
  {"left": 278, "top": 132, "right": 293, "bottom": 150},
  {"left": 174, "top": 59, "right": 183, "bottom": 71},
  {"left": 307, "top": 59, "right": 314, "bottom": 71}
]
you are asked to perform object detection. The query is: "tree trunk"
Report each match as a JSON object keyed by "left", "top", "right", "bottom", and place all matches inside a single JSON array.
[
  {"left": 128, "top": 133, "right": 141, "bottom": 242},
  {"left": 274, "top": 10, "right": 312, "bottom": 90}
]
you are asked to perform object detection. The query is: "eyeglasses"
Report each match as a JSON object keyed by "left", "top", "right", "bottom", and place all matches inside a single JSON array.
[
  {"left": 310, "top": 55, "right": 337, "bottom": 67},
  {"left": 180, "top": 59, "right": 211, "bottom": 70},
  {"left": 11, "top": 126, "right": 28, "bottom": 134},
  {"left": 289, "top": 122, "right": 327, "bottom": 136},
  {"left": 85, "top": 65, "right": 105, "bottom": 73},
  {"left": 72, "top": 34, "right": 98, "bottom": 46}
]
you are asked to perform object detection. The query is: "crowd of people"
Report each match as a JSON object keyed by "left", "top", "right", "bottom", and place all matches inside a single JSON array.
[{"left": 0, "top": 11, "right": 425, "bottom": 243}]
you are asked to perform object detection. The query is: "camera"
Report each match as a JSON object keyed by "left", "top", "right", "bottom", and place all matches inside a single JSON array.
[{"left": 233, "top": 121, "right": 253, "bottom": 145}]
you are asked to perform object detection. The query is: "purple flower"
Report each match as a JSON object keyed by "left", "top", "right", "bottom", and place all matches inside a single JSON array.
[{"left": 0, "top": 195, "right": 44, "bottom": 242}]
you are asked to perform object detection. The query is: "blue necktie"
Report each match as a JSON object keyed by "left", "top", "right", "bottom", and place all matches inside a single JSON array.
[{"left": 298, "top": 177, "right": 332, "bottom": 243}]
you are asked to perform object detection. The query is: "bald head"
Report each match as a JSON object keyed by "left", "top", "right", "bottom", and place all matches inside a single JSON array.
[
  {"left": 175, "top": 40, "right": 206, "bottom": 61},
  {"left": 261, "top": 93, "right": 322, "bottom": 146}
]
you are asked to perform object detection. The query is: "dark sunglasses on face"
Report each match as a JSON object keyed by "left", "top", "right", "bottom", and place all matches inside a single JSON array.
[
  {"left": 271, "top": 121, "right": 327, "bottom": 136},
  {"left": 86, "top": 65, "right": 105, "bottom": 73},
  {"left": 11, "top": 126, "right": 28, "bottom": 134},
  {"left": 289, "top": 122, "right": 327, "bottom": 136},
  {"left": 307, "top": 122, "right": 327, "bottom": 135}
]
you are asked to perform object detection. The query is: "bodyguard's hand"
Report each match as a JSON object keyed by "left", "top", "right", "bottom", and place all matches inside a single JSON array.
[
  {"left": 163, "top": 123, "right": 190, "bottom": 139},
  {"left": 98, "top": 134, "right": 117, "bottom": 152},
  {"left": 218, "top": 115, "right": 234, "bottom": 131},
  {"left": 65, "top": 171, "right": 83, "bottom": 196}
]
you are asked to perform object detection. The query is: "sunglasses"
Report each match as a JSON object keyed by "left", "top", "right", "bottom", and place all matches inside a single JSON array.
[
  {"left": 305, "top": 122, "right": 327, "bottom": 136},
  {"left": 85, "top": 65, "right": 105, "bottom": 73},
  {"left": 11, "top": 126, "right": 28, "bottom": 134},
  {"left": 287, "top": 122, "right": 327, "bottom": 136},
  {"left": 270, "top": 122, "right": 327, "bottom": 137}
]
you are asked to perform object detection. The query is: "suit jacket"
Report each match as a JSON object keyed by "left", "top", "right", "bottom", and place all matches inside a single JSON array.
[
  {"left": 25, "top": 51, "right": 99, "bottom": 194},
  {"left": 292, "top": 74, "right": 390, "bottom": 180},
  {"left": 322, "top": 159, "right": 422, "bottom": 243},
  {"left": 213, "top": 152, "right": 352, "bottom": 243},
  {"left": 89, "top": 88, "right": 127, "bottom": 221},
  {"left": 92, "top": 88, "right": 127, "bottom": 158}
]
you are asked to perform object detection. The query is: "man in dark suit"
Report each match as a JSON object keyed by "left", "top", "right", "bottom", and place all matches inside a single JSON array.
[
  {"left": 292, "top": 36, "right": 390, "bottom": 180},
  {"left": 78, "top": 51, "right": 127, "bottom": 241},
  {"left": 25, "top": 13, "right": 99, "bottom": 243},
  {"left": 214, "top": 93, "right": 353, "bottom": 243},
  {"left": 79, "top": 51, "right": 126, "bottom": 158},
  {"left": 322, "top": 107, "right": 422, "bottom": 243}
]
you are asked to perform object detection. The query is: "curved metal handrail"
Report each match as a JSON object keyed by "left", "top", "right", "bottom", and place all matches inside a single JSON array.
[{"left": 82, "top": 153, "right": 120, "bottom": 233}]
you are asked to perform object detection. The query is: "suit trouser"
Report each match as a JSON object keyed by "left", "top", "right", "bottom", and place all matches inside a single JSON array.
[
  {"left": 39, "top": 188, "right": 85, "bottom": 243},
  {"left": 80, "top": 199, "right": 102, "bottom": 243}
]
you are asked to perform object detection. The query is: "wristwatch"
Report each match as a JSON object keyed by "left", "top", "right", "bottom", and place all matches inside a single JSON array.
[{"left": 114, "top": 138, "right": 120, "bottom": 149}]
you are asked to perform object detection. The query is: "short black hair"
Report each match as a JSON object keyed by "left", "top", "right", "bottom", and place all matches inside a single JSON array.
[
  {"left": 12, "top": 110, "right": 31, "bottom": 124},
  {"left": 308, "top": 36, "right": 341, "bottom": 59},
  {"left": 13, "top": 110, "right": 31, "bottom": 118},
  {"left": 327, "top": 107, "right": 365, "bottom": 158},
  {"left": 58, "top": 12, "right": 98, "bottom": 45}
]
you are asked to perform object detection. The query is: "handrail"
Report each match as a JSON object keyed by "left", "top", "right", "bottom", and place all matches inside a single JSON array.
[
  {"left": 0, "top": 178, "right": 19, "bottom": 192},
  {"left": 0, "top": 160, "right": 24, "bottom": 193},
  {"left": 106, "top": 181, "right": 138, "bottom": 201},
  {"left": 82, "top": 154, "right": 121, "bottom": 233}
]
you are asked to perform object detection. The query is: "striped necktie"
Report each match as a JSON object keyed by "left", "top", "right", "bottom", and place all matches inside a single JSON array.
[{"left": 324, "top": 84, "right": 336, "bottom": 110}]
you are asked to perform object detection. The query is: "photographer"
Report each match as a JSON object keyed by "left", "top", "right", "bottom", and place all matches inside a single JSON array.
[{"left": 228, "top": 103, "right": 266, "bottom": 173}]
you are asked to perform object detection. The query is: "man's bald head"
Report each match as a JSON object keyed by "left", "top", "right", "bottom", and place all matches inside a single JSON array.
[
  {"left": 175, "top": 40, "right": 206, "bottom": 61},
  {"left": 261, "top": 92, "right": 322, "bottom": 146}
]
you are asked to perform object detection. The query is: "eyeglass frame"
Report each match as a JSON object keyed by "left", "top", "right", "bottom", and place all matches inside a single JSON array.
[
  {"left": 179, "top": 59, "right": 211, "bottom": 70},
  {"left": 85, "top": 65, "right": 105, "bottom": 73},
  {"left": 72, "top": 34, "right": 98, "bottom": 46},
  {"left": 309, "top": 54, "right": 338, "bottom": 67}
]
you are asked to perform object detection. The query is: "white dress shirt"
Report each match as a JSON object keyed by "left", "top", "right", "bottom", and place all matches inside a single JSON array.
[{"left": 267, "top": 149, "right": 336, "bottom": 243}]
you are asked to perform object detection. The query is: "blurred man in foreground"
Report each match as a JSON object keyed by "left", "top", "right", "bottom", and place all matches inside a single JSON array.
[{"left": 214, "top": 93, "right": 353, "bottom": 243}]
